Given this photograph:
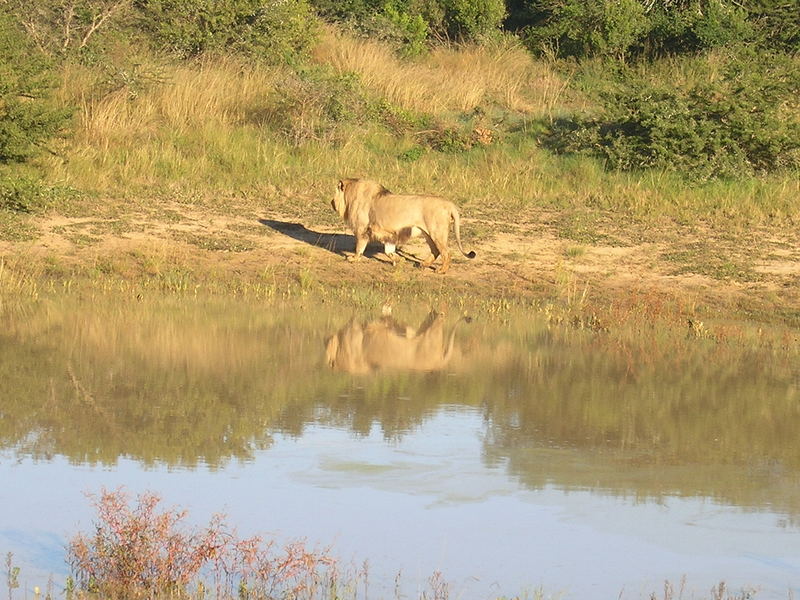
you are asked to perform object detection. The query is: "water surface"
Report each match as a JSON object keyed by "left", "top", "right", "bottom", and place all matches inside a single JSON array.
[{"left": 1, "top": 292, "right": 799, "bottom": 598}]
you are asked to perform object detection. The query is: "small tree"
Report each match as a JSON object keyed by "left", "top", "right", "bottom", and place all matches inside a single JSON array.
[
  {"left": 2, "top": 0, "right": 132, "bottom": 56},
  {"left": 134, "top": 0, "right": 320, "bottom": 63},
  {"left": 0, "top": 11, "right": 71, "bottom": 163}
]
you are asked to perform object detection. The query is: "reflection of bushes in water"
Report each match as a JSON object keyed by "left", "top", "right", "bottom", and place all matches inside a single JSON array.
[
  {"left": 2, "top": 293, "right": 799, "bottom": 510},
  {"left": 0, "top": 296, "right": 307, "bottom": 467},
  {"left": 479, "top": 324, "right": 800, "bottom": 512}
]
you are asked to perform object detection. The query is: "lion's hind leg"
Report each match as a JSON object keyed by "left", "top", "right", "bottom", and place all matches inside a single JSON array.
[
  {"left": 421, "top": 229, "right": 451, "bottom": 274},
  {"left": 419, "top": 231, "right": 440, "bottom": 270},
  {"left": 435, "top": 248, "right": 452, "bottom": 274}
]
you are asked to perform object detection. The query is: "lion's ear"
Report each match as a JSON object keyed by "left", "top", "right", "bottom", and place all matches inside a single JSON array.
[{"left": 337, "top": 180, "right": 345, "bottom": 191}]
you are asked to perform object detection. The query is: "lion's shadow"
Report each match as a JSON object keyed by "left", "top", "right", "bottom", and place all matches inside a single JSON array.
[
  {"left": 259, "top": 219, "right": 414, "bottom": 262},
  {"left": 259, "top": 219, "right": 351, "bottom": 256}
]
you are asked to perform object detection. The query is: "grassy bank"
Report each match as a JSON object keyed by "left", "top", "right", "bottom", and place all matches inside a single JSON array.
[
  {"left": 1, "top": 26, "right": 799, "bottom": 330},
  {"left": 3, "top": 25, "right": 796, "bottom": 222}
]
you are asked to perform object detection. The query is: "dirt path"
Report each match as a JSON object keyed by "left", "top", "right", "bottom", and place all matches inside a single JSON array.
[{"left": 3, "top": 201, "right": 799, "bottom": 326}]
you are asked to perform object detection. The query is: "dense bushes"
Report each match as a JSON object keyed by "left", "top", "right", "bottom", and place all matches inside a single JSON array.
[
  {"left": 134, "top": 0, "right": 320, "bottom": 63},
  {"left": 546, "top": 49, "right": 800, "bottom": 179},
  {"left": 520, "top": 0, "right": 756, "bottom": 59},
  {"left": 311, "top": 0, "right": 506, "bottom": 50},
  {"left": 0, "top": 12, "right": 71, "bottom": 163},
  {"left": 748, "top": 0, "right": 800, "bottom": 53}
]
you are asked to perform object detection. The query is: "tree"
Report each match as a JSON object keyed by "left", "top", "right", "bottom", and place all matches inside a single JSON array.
[
  {"left": 2, "top": 0, "right": 132, "bottom": 56},
  {"left": 134, "top": 0, "right": 320, "bottom": 63},
  {"left": 0, "top": 11, "right": 71, "bottom": 163}
]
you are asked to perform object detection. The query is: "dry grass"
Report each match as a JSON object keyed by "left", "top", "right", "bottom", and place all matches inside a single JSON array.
[
  {"left": 28, "top": 25, "right": 798, "bottom": 227},
  {"left": 314, "top": 27, "right": 571, "bottom": 116},
  {"left": 61, "top": 58, "right": 281, "bottom": 146}
]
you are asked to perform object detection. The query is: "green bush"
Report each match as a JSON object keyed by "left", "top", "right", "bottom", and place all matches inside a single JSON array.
[
  {"left": 346, "top": 1, "right": 432, "bottom": 57},
  {"left": 310, "top": 0, "right": 505, "bottom": 46},
  {"left": 522, "top": 0, "right": 754, "bottom": 59},
  {"left": 383, "top": 2, "right": 430, "bottom": 56},
  {"left": 0, "top": 176, "right": 48, "bottom": 213},
  {"left": 748, "top": 0, "right": 800, "bottom": 53},
  {"left": 0, "top": 12, "right": 72, "bottom": 163},
  {"left": 438, "top": 0, "right": 506, "bottom": 41},
  {"left": 647, "top": 0, "right": 754, "bottom": 55},
  {"left": 523, "top": 0, "right": 649, "bottom": 59},
  {"left": 134, "top": 0, "right": 320, "bottom": 63},
  {"left": 0, "top": 175, "right": 79, "bottom": 214},
  {"left": 545, "top": 50, "right": 800, "bottom": 179}
]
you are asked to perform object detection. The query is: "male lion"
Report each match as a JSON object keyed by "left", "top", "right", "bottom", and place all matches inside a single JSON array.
[{"left": 331, "top": 178, "right": 476, "bottom": 274}]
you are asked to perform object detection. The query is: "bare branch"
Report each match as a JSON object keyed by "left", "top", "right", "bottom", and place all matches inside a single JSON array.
[
  {"left": 63, "top": 1, "right": 76, "bottom": 50},
  {"left": 79, "top": 0, "right": 131, "bottom": 49}
]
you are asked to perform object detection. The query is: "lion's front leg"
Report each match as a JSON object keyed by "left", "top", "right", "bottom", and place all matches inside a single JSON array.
[
  {"left": 384, "top": 242, "right": 398, "bottom": 266},
  {"left": 347, "top": 234, "right": 369, "bottom": 262}
]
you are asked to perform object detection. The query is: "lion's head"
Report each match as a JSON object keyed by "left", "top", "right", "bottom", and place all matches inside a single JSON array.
[{"left": 331, "top": 179, "right": 348, "bottom": 219}]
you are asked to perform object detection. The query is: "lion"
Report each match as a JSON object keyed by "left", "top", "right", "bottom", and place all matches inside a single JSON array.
[
  {"left": 331, "top": 178, "right": 476, "bottom": 274},
  {"left": 325, "top": 311, "right": 469, "bottom": 374}
]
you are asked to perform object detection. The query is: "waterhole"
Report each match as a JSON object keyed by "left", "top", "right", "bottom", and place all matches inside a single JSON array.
[{"left": 1, "top": 292, "right": 798, "bottom": 598}]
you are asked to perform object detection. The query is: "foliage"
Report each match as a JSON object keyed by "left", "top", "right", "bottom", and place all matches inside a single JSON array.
[
  {"left": 381, "top": 1, "right": 430, "bottom": 56},
  {"left": 646, "top": 0, "right": 754, "bottom": 55},
  {"left": 523, "top": 0, "right": 649, "bottom": 59},
  {"left": 1, "top": 0, "right": 132, "bottom": 56},
  {"left": 748, "top": 0, "right": 800, "bottom": 52},
  {"left": 437, "top": 0, "right": 507, "bottom": 41},
  {"left": 521, "top": 0, "right": 755, "bottom": 59},
  {"left": 545, "top": 49, "right": 800, "bottom": 179},
  {"left": 0, "top": 176, "right": 52, "bottom": 213},
  {"left": 133, "top": 0, "right": 320, "bottom": 63},
  {"left": 266, "top": 66, "right": 373, "bottom": 145},
  {"left": 68, "top": 488, "right": 337, "bottom": 598},
  {"left": 310, "top": 0, "right": 505, "bottom": 48},
  {"left": 0, "top": 12, "right": 72, "bottom": 163}
]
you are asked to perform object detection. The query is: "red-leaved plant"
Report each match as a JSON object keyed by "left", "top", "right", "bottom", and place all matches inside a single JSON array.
[{"left": 68, "top": 488, "right": 337, "bottom": 599}]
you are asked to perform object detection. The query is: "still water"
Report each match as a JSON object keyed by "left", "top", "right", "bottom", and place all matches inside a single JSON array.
[{"left": 1, "top": 291, "right": 799, "bottom": 598}]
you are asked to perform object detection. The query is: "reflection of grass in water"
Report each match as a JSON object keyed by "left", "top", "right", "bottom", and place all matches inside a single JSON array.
[{"left": 1, "top": 287, "right": 799, "bottom": 509}]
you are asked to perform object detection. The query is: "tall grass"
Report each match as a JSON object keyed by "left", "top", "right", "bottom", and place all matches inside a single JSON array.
[
  {"left": 314, "top": 27, "right": 573, "bottom": 116},
  {"left": 30, "top": 26, "right": 800, "bottom": 226}
]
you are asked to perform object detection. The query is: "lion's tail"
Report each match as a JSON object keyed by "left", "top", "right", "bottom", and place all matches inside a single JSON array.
[{"left": 451, "top": 206, "right": 476, "bottom": 260}]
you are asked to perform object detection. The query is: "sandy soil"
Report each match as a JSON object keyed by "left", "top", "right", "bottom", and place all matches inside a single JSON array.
[{"left": 3, "top": 201, "right": 799, "bottom": 326}]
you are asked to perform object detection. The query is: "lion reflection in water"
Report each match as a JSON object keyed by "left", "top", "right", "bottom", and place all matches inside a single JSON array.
[{"left": 325, "top": 311, "right": 469, "bottom": 374}]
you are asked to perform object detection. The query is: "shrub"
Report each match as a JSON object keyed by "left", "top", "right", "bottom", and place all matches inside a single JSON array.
[
  {"left": 266, "top": 67, "right": 371, "bottom": 145},
  {"left": 311, "top": 0, "right": 505, "bottom": 46},
  {"left": 748, "top": 0, "right": 800, "bottom": 53},
  {"left": 68, "top": 488, "right": 338, "bottom": 598},
  {"left": 647, "top": 0, "right": 754, "bottom": 55},
  {"left": 545, "top": 50, "right": 800, "bottom": 179},
  {"left": 0, "top": 12, "right": 72, "bottom": 163},
  {"left": 523, "top": 0, "right": 649, "bottom": 60},
  {"left": 522, "top": 0, "right": 754, "bottom": 59},
  {"left": 0, "top": 176, "right": 51, "bottom": 213},
  {"left": 345, "top": 1, "right": 432, "bottom": 57},
  {"left": 437, "top": 0, "right": 507, "bottom": 41},
  {"left": 134, "top": 0, "right": 320, "bottom": 63},
  {"left": 1, "top": 0, "right": 132, "bottom": 56}
]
